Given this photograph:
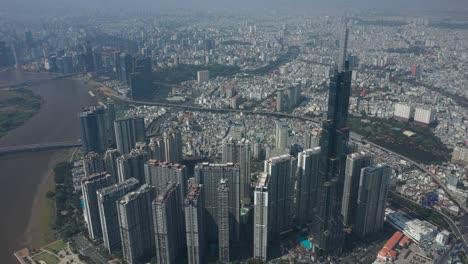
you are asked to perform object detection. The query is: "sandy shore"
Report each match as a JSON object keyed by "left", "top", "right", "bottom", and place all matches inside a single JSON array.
[{"left": 23, "top": 149, "right": 74, "bottom": 249}]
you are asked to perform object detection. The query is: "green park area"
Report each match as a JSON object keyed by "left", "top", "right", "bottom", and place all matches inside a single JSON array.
[
  {"left": 347, "top": 116, "right": 450, "bottom": 164},
  {"left": 32, "top": 251, "right": 60, "bottom": 264},
  {"left": 0, "top": 88, "right": 42, "bottom": 137},
  {"left": 51, "top": 162, "right": 85, "bottom": 239},
  {"left": 43, "top": 240, "right": 66, "bottom": 254}
]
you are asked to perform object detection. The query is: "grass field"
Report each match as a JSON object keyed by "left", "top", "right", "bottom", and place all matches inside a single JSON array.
[
  {"left": 32, "top": 251, "right": 59, "bottom": 264},
  {"left": 43, "top": 240, "right": 65, "bottom": 254},
  {"left": 0, "top": 88, "right": 42, "bottom": 137}
]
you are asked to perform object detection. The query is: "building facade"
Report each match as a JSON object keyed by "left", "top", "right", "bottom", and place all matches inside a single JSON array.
[
  {"left": 117, "top": 149, "right": 147, "bottom": 183},
  {"left": 296, "top": 147, "right": 321, "bottom": 226},
  {"left": 341, "top": 152, "right": 374, "bottom": 227},
  {"left": 118, "top": 184, "right": 156, "bottom": 264},
  {"left": 264, "top": 154, "right": 296, "bottom": 235},
  {"left": 253, "top": 172, "right": 270, "bottom": 261},
  {"left": 354, "top": 164, "right": 391, "bottom": 238},
  {"left": 185, "top": 182, "right": 205, "bottom": 264},
  {"left": 82, "top": 172, "right": 113, "bottom": 240},
  {"left": 114, "top": 116, "right": 145, "bottom": 155},
  {"left": 79, "top": 106, "right": 108, "bottom": 154},
  {"left": 153, "top": 183, "right": 185, "bottom": 264},
  {"left": 97, "top": 178, "right": 139, "bottom": 254},
  {"left": 195, "top": 163, "right": 240, "bottom": 243}
]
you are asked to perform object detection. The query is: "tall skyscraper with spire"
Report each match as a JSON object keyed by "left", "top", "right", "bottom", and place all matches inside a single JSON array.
[
  {"left": 338, "top": 26, "right": 349, "bottom": 73},
  {"left": 313, "top": 22, "right": 352, "bottom": 254}
]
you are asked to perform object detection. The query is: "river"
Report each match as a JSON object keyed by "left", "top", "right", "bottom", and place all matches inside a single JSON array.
[{"left": 0, "top": 69, "right": 96, "bottom": 263}]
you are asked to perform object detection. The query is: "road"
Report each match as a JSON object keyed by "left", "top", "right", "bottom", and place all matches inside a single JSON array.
[{"left": 71, "top": 234, "right": 106, "bottom": 264}]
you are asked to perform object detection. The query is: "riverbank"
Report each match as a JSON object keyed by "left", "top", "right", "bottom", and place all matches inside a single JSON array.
[{"left": 24, "top": 149, "right": 75, "bottom": 250}]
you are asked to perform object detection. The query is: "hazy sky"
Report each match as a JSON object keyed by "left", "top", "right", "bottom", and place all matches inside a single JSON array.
[{"left": 4, "top": 0, "right": 468, "bottom": 15}]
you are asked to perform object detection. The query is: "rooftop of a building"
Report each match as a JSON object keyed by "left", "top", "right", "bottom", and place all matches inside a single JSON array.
[
  {"left": 196, "top": 162, "right": 240, "bottom": 169},
  {"left": 115, "top": 115, "right": 143, "bottom": 122},
  {"left": 146, "top": 159, "right": 185, "bottom": 170},
  {"left": 97, "top": 178, "right": 139, "bottom": 196},
  {"left": 118, "top": 149, "right": 146, "bottom": 160},
  {"left": 267, "top": 154, "right": 294, "bottom": 164},
  {"left": 118, "top": 184, "right": 153, "bottom": 205},
  {"left": 154, "top": 182, "right": 178, "bottom": 204},
  {"left": 256, "top": 172, "right": 270, "bottom": 188},
  {"left": 82, "top": 172, "right": 111, "bottom": 184},
  {"left": 300, "top": 147, "right": 321, "bottom": 155},
  {"left": 79, "top": 105, "right": 106, "bottom": 116},
  {"left": 348, "top": 151, "right": 372, "bottom": 159}
]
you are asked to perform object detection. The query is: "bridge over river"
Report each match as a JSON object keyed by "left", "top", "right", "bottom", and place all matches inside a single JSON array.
[{"left": 0, "top": 141, "right": 82, "bottom": 157}]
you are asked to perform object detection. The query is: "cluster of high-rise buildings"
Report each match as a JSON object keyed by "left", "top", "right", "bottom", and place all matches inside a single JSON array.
[
  {"left": 115, "top": 54, "right": 153, "bottom": 99},
  {"left": 76, "top": 25, "right": 394, "bottom": 263}
]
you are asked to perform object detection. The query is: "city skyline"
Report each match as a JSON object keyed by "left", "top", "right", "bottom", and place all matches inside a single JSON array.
[{"left": 1, "top": 5, "right": 467, "bottom": 264}]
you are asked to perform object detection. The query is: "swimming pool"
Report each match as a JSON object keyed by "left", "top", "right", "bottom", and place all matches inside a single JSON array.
[{"left": 298, "top": 236, "right": 312, "bottom": 250}]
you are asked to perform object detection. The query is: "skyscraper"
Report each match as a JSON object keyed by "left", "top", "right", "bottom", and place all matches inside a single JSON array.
[
  {"left": 149, "top": 137, "right": 166, "bottom": 161},
  {"left": 221, "top": 138, "right": 236, "bottom": 164},
  {"left": 185, "top": 182, "right": 205, "bottom": 264},
  {"left": 118, "top": 184, "right": 156, "bottom": 264},
  {"left": 119, "top": 53, "right": 133, "bottom": 85},
  {"left": 276, "top": 90, "right": 285, "bottom": 112},
  {"left": 114, "top": 51, "right": 122, "bottom": 80},
  {"left": 117, "top": 149, "right": 147, "bottom": 183},
  {"left": 275, "top": 120, "right": 289, "bottom": 151},
  {"left": 304, "top": 128, "right": 321, "bottom": 149},
  {"left": 338, "top": 26, "right": 349, "bottom": 73},
  {"left": 92, "top": 46, "right": 103, "bottom": 73},
  {"left": 97, "top": 178, "right": 140, "bottom": 254},
  {"left": 264, "top": 154, "right": 296, "bottom": 235},
  {"left": 82, "top": 151, "right": 105, "bottom": 178},
  {"left": 0, "top": 41, "right": 8, "bottom": 67},
  {"left": 163, "top": 129, "right": 183, "bottom": 164},
  {"left": 195, "top": 163, "right": 240, "bottom": 243},
  {"left": 153, "top": 183, "right": 185, "bottom": 264},
  {"left": 218, "top": 179, "right": 230, "bottom": 263},
  {"left": 24, "top": 31, "right": 33, "bottom": 48},
  {"left": 221, "top": 138, "right": 251, "bottom": 203},
  {"left": 253, "top": 172, "right": 270, "bottom": 261},
  {"left": 79, "top": 106, "right": 108, "bottom": 154},
  {"left": 83, "top": 43, "right": 94, "bottom": 72},
  {"left": 114, "top": 116, "right": 146, "bottom": 155},
  {"left": 130, "top": 57, "right": 152, "bottom": 99},
  {"left": 296, "top": 147, "right": 321, "bottom": 226},
  {"left": 82, "top": 172, "right": 113, "bottom": 240},
  {"left": 103, "top": 148, "right": 121, "bottom": 184},
  {"left": 313, "top": 23, "right": 352, "bottom": 254},
  {"left": 144, "top": 159, "right": 188, "bottom": 207},
  {"left": 106, "top": 99, "right": 116, "bottom": 146},
  {"left": 354, "top": 164, "right": 391, "bottom": 238},
  {"left": 341, "top": 152, "right": 374, "bottom": 227}
]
